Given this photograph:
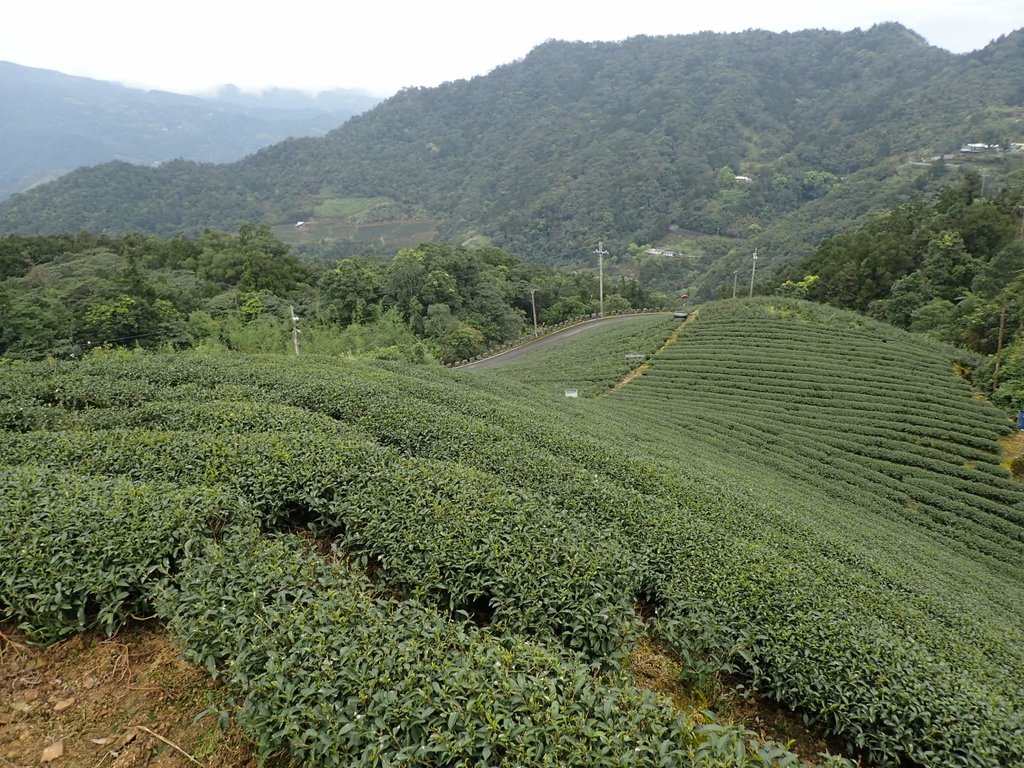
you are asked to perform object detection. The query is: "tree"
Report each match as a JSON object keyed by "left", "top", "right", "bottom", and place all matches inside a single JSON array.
[
  {"left": 195, "top": 225, "right": 308, "bottom": 295},
  {"left": 909, "top": 298, "right": 957, "bottom": 342},
  {"left": 954, "top": 295, "right": 1005, "bottom": 354},
  {"left": 239, "top": 293, "right": 265, "bottom": 322},
  {"left": 919, "top": 231, "right": 979, "bottom": 301},
  {"left": 604, "top": 294, "right": 632, "bottom": 313},
  {"left": 440, "top": 323, "right": 485, "bottom": 363},
  {"left": 972, "top": 241, "right": 1024, "bottom": 298},
  {"left": 800, "top": 170, "right": 838, "bottom": 200},
  {"left": 319, "top": 258, "right": 385, "bottom": 326},
  {"left": 385, "top": 248, "right": 427, "bottom": 320},
  {"left": 868, "top": 271, "right": 933, "bottom": 328},
  {"left": 985, "top": 337, "right": 1024, "bottom": 410},
  {"left": 422, "top": 303, "right": 458, "bottom": 339},
  {"left": 617, "top": 276, "right": 650, "bottom": 308},
  {"left": 422, "top": 269, "right": 460, "bottom": 308},
  {"left": 80, "top": 295, "right": 160, "bottom": 347},
  {"left": 775, "top": 274, "right": 820, "bottom": 299},
  {"left": 0, "top": 287, "right": 74, "bottom": 357},
  {"left": 541, "top": 297, "right": 589, "bottom": 325},
  {"left": 237, "top": 223, "right": 306, "bottom": 294}
]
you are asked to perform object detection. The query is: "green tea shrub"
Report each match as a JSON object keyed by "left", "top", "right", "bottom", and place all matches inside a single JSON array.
[
  {"left": 0, "top": 466, "right": 244, "bottom": 643},
  {"left": 163, "top": 533, "right": 825, "bottom": 767}
]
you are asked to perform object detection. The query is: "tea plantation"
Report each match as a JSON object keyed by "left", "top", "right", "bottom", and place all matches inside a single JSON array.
[{"left": 2, "top": 298, "right": 1022, "bottom": 767}]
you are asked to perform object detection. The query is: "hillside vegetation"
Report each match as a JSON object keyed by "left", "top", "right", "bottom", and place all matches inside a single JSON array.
[
  {"left": 0, "top": 231, "right": 661, "bottom": 363},
  {"left": 2, "top": 26, "right": 1022, "bottom": 277},
  {"left": 771, "top": 172, "right": 1024, "bottom": 350},
  {"left": 2, "top": 298, "right": 1022, "bottom": 766}
]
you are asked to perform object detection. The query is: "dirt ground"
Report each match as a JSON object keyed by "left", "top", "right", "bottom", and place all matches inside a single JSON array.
[
  {"left": 0, "top": 624, "right": 259, "bottom": 768},
  {"left": 1001, "top": 430, "right": 1024, "bottom": 476}
]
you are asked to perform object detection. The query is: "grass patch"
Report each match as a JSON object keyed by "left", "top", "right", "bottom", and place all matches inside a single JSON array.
[{"left": 313, "top": 196, "right": 392, "bottom": 220}]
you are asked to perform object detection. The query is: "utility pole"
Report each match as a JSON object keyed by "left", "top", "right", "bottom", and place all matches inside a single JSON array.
[
  {"left": 994, "top": 302, "right": 1007, "bottom": 389},
  {"left": 530, "top": 288, "right": 539, "bottom": 335},
  {"left": 593, "top": 241, "right": 608, "bottom": 317},
  {"left": 748, "top": 248, "right": 758, "bottom": 299},
  {"left": 732, "top": 270, "right": 738, "bottom": 299},
  {"left": 290, "top": 305, "right": 301, "bottom": 356}
]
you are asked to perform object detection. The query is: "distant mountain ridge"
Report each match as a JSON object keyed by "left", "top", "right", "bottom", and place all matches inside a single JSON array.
[
  {"left": 1, "top": 25, "right": 1021, "bottom": 272},
  {"left": 0, "top": 61, "right": 381, "bottom": 198}
]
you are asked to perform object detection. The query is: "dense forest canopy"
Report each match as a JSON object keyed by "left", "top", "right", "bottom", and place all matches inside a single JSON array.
[
  {"left": 1, "top": 25, "right": 1021, "bottom": 278},
  {"left": 0, "top": 228, "right": 662, "bottom": 363}
]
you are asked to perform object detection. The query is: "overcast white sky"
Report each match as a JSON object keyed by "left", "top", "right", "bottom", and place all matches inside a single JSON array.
[{"left": 2, "top": 0, "right": 1020, "bottom": 96}]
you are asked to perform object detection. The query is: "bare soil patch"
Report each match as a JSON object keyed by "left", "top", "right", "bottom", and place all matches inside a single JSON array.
[
  {"left": 2, "top": 617, "right": 852, "bottom": 767},
  {"left": 1001, "top": 430, "right": 1024, "bottom": 478},
  {"left": 1, "top": 625, "right": 258, "bottom": 768}
]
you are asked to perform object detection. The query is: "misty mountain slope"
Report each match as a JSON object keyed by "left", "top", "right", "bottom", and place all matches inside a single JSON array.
[{"left": 0, "top": 61, "right": 380, "bottom": 199}]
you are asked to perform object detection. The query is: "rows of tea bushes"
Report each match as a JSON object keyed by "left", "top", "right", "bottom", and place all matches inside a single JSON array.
[
  {"left": 2, "top": 298, "right": 1023, "bottom": 767},
  {"left": 595, "top": 300, "right": 1024, "bottom": 764},
  {"left": 163, "top": 530, "right": 824, "bottom": 767},
  {"left": 0, "top": 355, "right": 827, "bottom": 767},
  {"left": 0, "top": 427, "right": 639, "bottom": 661},
  {"left": 0, "top": 465, "right": 244, "bottom": 643},
  {"left": 171, "top": 337, "right": 1024, "bottom": 766},
  {"left": 448, "top": 302, "right": 1024, "bottom": 766},
  {"left": 618, "top": 301, "right": 1023, "bottom": 555}
]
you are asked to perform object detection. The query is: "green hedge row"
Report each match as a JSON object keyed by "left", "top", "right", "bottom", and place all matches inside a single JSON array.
[{"left": 162, "top": 532, "right": 829, "bottom": 768}]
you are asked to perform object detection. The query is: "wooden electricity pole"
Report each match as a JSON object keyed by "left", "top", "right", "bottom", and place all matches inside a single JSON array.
[{"left": 530, "top": 288, "right": 538, "bottom": 335}]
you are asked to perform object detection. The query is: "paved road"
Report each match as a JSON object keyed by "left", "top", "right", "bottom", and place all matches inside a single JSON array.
[{"left": 457, "top": 313, "right": 672, "bottom": 370}]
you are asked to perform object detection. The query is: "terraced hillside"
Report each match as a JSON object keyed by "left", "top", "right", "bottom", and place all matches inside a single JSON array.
[
  {"left": 611, "top": 301, "right": 1024, "bottom": 570},
  {"left": 1, "top": 298, "right": 1022, "bottom": 766},
  {"left": 477, "top": 299, "right": 1024, "bottom": 765}
]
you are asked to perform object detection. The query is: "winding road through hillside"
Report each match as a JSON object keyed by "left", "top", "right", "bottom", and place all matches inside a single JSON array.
[{"left": 456, "top": 313, "right": 671, "bottom": 370}]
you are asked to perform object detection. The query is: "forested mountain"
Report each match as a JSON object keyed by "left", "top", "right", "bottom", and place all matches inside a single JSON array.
[
  {"left": 0, "top": 61, "right": 380, "bottom": 199},
  {"left": 1, "top": 25, "right": 1022, "bottom": 273}
]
